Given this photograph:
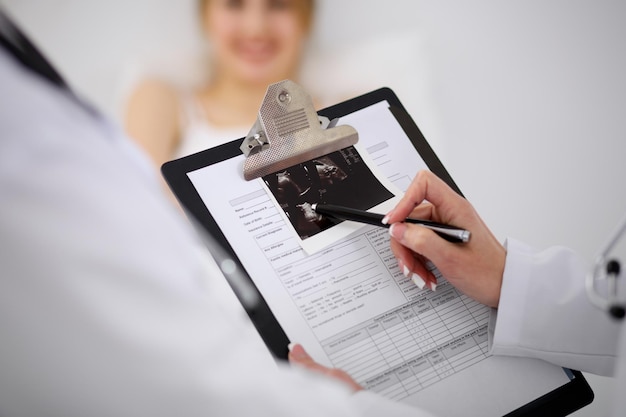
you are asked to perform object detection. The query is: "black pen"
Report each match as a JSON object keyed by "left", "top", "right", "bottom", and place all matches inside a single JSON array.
[{"left": 311, "top": 203, "right": 470, "bottom": 243}]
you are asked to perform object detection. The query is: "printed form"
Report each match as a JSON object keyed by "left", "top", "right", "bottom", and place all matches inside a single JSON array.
[{"left": 188, "top": 102, "right": 572, "bottom": 416}]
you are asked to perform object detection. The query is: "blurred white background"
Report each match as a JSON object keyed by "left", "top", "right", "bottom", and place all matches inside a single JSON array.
[{"left": 2, "top": 0, "right": 624, "bottom": 415}]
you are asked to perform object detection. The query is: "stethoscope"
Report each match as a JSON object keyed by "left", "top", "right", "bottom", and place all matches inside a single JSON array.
[{"left": 586, "top": 213, "right": 626, "bottom": 320}]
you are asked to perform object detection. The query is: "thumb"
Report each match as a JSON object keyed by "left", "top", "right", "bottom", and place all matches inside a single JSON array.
[{"left": 288, "top": 343, "right": 315, "bottom": 366}]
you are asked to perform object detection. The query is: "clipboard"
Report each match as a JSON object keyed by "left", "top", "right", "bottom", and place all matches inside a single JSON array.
[{"left": 161, "top": 83, "right": 593, "bottom": 417}]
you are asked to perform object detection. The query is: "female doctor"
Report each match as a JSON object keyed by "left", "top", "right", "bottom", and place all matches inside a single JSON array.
[{"left": 289, "top": 169, "right": 625, "bottom": 415}]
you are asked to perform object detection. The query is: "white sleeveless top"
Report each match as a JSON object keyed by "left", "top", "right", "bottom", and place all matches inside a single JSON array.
[{"left": 173, "top": 92, "right": 249, "bottom": 159}]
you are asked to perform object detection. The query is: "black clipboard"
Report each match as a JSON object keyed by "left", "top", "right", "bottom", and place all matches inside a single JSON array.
[{"left": 162, "top": 87, "right": 593, "bottom": 416}]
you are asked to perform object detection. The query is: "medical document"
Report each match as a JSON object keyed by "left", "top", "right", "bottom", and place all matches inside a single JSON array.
[{"left": 187, "top": 102, "right": 573, "bottom": 416}]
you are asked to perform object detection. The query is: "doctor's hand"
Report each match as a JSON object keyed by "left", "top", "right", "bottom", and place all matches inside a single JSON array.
[
  {"left": 288, "top": 344, "right": 363, "bottom": 392},
  {"left": 384, "top": 170, "right": 506, "bottom": 308}
]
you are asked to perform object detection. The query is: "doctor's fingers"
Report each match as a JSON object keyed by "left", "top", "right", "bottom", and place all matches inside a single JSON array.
[
  {"left": 389, "top": 221, "right": 488, "bottom": 294},
  {"left": 288, "top": 344, "right": 363, "bottom": 392},
  {"left": 389, "top": 222, "right": 457, "bottom": 270},
  {"left": 385, "top": 170, "right": 467, "bottom": 225},
  {"left": 390, "top": 220, "right": 505, "bottom": 307},
  {"left": 407, "top": 201, "right": 437, "bottom": 221},
  {"left": 390, "top": 237, "right": 438, "bottom": 291}
]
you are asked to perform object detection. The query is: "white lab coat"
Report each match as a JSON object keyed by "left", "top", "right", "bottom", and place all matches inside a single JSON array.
[{"left": 490, "top": 239, "right": 625, "bottom": 415}]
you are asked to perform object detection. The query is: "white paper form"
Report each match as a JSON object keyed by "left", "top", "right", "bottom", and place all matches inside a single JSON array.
[{"left": 187, "top": 102, "right": 573, "bottom": 416}]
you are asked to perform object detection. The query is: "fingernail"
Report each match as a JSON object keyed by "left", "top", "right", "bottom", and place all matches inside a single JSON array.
[
  {"left": 389, "top": 223, "right": 407, "bottom": 240},
  {"left": 411, "top": 273, "right": 426, "bottom": 289},
  {"left": 403, "top": 265, "right": 411, "bottom": 277},
  {"left": 430, "top": 281, "right": 437, "bottom": 292},
  {"left": 288, "top": 342, "right": 296, "bottom": 352},
  {"left": 382, "top": 210, "right": 394, "bottom": 225}
]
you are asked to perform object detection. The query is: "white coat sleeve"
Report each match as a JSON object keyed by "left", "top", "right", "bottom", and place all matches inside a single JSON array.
[{"left": 488, "top": 238, "right": 622, "bottom": 376}]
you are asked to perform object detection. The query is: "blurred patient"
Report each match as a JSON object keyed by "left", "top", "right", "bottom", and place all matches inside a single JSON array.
[{"left": 124, "top": 0, "right": 315, "bottom": 168}]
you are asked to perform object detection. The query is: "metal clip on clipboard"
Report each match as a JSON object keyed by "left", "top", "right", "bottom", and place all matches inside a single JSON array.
[{"left": 240, "top": 80, "right": 359, "bottom": 180}]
